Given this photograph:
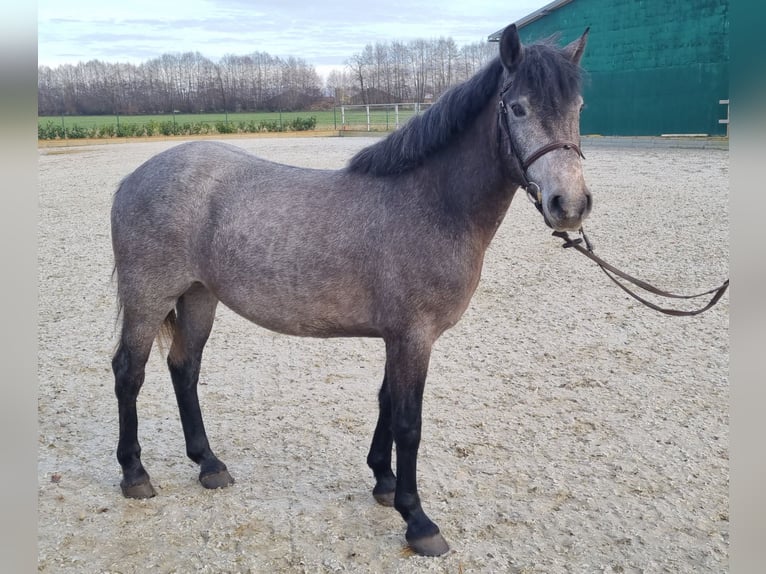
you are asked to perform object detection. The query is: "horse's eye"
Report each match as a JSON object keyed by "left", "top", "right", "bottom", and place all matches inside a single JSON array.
[{"left": 511, "top": 103, "right": 526, "bottom": 117}]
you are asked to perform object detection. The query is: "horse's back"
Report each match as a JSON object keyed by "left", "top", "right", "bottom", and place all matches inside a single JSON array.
[
  {"left": 113, "top": 140, "right": 264, "bottom": 209},
  {"left": 112, "top": 140, "right": 333, "bottom": 242}
]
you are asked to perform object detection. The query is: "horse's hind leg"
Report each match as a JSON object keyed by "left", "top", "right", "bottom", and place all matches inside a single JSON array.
[
  {"left": 367, "top": 371, "right": 396, "bottom": 507},
  {"left": 167, "top": 283, "right": 234, "bottom": 490},
  {"left": 113, "top": 306, "right": 169, "bottom": 499}
]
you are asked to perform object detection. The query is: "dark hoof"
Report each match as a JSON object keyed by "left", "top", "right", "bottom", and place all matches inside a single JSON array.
[
  {"left": 407, "top": 532, "right": 450, "bottom": 557},
  {"left": 372, "top": 475, "right": 396, "bottom": 507},
  {"left": 373, "top": 489, "right": 395, "bottom": 507},
  {"left": 121, "top": 479, "right": 156, "bottom": 499},
  {"left": 200, "top": 469, "right": 235, "bottom": 490}
]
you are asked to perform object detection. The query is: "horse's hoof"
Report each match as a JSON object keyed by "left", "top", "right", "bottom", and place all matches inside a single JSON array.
[
  {"left": 373, "top": 489, "right": 395, "bottom": 507},
  {"left": 200, "top": 469, "right": 235, "bottom": 490},
  {"left": 121, "top": 479, "right": 156, "bottom": 499},
  {"left": 407, "top": 532, "right": 450, "bottom": 557},
  {"left": 372, "top": 476, "right": 396, "bottom": 507}
]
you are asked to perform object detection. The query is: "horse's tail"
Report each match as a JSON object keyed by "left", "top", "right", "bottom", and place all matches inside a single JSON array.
[
  {"left": 111, "top": 265, "right": 124, "bottom": 357},
  {"left": 157, "top": 309, "right": 176, "bottom": 356},
  {"left": 157, "top": 309, "right": 179, "bottom": 362},
  {"left": 111, "top": 265, "right": 181, "bottom": 363}
]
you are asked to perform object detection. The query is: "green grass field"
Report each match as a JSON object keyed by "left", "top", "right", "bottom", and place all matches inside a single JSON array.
[
  {"left": 38, "top": 106, "right": 429, "bottom": 139},
  {"left": 39, "top": 111, "right": 336, "bottom": 130},
  {"left": 38, "top": 111, "right": 332, "bottom": 139}
]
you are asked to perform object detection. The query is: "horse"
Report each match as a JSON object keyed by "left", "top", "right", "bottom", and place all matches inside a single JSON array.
[{"left": 110, "top": 24, "right": 591, "bottom": 556}]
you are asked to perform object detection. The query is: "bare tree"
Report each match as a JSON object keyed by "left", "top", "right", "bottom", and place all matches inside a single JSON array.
[
  {"left": 346, "top": 45, "right": 373, "bottom": 105},
  {"left": 325, "top": 69, "right": 351, "bottom": 103},
  {"left": 38, "top": 36, "right": 495, "bottom": 115}
]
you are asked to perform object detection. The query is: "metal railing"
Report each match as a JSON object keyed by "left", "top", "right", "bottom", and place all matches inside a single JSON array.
[{"left": 336, "top": 103, "right": 433, "bottom": 132}]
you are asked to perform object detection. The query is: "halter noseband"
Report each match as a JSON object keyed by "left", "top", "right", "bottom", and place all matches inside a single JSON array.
[{"left": 497, "top": 82, "right": 585, "bottom": 215}]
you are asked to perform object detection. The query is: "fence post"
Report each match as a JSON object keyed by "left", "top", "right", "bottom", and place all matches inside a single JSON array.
[
  {"left": 366, "top": 105, "right": 370, "bottom": 132},
  {"left": 718, "top": 99, "right": 729, "bottom": 137},
  {"left": 395, "top": 104, "right": 399, "bottom": 129}
]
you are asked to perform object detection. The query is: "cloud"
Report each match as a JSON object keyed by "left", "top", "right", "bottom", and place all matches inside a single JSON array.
[{"left": 38, "top": 0, "right": 541, "bottom": 67}]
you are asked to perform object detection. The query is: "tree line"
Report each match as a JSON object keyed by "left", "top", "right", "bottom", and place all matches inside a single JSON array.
[{"left": 38, "top": 37, "right": 497, "bottom": 116}]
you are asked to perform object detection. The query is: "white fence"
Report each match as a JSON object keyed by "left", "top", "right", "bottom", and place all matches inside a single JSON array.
[{"left": 337, "top": 103, "right": 433, "bottom": 132}]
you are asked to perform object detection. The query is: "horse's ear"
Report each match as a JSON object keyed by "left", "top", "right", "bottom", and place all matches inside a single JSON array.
[
  {"left": 562, "top": 27, "right": 589, "bottom": 65},
  {"left": 499, "top": 24, "right": 523, "bottom": 72}
]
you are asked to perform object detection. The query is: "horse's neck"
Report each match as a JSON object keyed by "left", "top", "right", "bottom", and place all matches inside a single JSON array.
[{"left": 421, "top": 105, "right": 518, "bottom": 247}]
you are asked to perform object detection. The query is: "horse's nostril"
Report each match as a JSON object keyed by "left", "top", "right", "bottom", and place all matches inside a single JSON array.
[
  {"left": 548, "top": 191, "right": 590, "bottom": 223},
  {"left": 549, "top": 194, "right": 564, "bottom": 216}
]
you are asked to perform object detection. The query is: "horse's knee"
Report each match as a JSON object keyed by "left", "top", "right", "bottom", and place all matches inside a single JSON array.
[{"left": 392, "top": 416, "right": 422, "bottom": 450}]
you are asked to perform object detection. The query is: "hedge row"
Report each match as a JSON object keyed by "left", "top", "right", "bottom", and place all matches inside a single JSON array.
[{"left": 38, "top": 116, "right": 317, "bottom": 140}]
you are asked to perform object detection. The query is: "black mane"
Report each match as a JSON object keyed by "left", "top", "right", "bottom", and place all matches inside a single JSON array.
[
  {"left": 346, "top": 59, "right": 504, "bottom": 177},
  {"left": 347, "top": 39, "right": 583, "bottom": 177}
]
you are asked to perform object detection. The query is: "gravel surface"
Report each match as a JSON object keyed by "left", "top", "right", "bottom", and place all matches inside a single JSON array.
[{"left": 38, "top": 136, "right": 728, "bottom": 573}]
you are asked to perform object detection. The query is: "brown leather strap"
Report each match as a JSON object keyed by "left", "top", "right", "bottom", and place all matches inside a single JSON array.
[
  {"left": 553, "top": 230, "right": 729, "bottom": 316},
  {"left": 523, "top": 142, "right": 585, "bottom": 170}
]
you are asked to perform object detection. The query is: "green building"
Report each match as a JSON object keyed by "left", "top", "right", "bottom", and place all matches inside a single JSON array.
[{"left": 490, "top": 0, "right": 730, "bottom": 136}]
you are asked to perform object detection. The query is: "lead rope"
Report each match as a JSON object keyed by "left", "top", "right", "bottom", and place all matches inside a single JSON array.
[{"left": 552, "top": 229, "right": 729, "bottom": 316}]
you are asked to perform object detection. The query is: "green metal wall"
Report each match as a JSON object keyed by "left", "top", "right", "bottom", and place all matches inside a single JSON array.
[{"left": 517, "top": 0, "right": 729, "bottom": 136}]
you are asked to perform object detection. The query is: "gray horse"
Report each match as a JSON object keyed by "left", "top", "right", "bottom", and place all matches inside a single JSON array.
[{"left": 110, "top": 24, "right": 590, "bottom": 556}]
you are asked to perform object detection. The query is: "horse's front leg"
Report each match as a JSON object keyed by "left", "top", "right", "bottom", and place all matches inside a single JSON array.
[{"left": 385, "top": 334, "right": 450, "bottom": 556}]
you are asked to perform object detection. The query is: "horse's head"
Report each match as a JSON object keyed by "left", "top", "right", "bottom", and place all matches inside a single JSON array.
[{"left": 498, "top": 25, "right": 591, "bottom": 232}]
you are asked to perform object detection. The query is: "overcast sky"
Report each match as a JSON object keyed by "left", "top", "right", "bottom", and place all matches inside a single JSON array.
[{"left": 38, "top": 0, "right": 551, "bottom": 78}]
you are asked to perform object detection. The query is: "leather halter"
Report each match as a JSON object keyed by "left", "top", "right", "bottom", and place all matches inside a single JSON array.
[{"left": 497, "top": 83, "right": 585, "bottom": 214}]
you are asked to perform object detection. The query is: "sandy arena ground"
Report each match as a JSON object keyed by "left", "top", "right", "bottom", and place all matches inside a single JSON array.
[{"left": 38, "top": 136, "right": 728, "bottom": 573}]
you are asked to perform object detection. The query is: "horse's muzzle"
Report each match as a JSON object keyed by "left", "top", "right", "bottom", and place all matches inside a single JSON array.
[{"left": 545, "top": 187, "right": 592, "bottom": 231}]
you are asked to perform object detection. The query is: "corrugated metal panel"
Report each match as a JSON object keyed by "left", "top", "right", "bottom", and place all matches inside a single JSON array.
[{"left": 491, "top": 0, "right": 729, "bottom": 136}]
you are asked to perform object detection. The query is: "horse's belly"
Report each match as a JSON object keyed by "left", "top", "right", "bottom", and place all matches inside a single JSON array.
[{"left": 213, "top": 283, "right": 381, "bottom": 339}]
